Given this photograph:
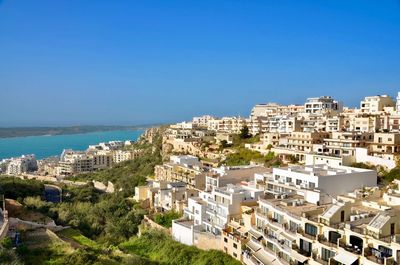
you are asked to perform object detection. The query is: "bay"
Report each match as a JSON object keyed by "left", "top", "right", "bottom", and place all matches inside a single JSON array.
[{"left": 0, "top": 129, "right": 144, "bottom": 160}]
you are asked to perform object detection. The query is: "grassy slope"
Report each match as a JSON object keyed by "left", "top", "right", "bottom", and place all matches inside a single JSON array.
[{"left": 120, "top": 230, "right": 241, "bottom": 265}]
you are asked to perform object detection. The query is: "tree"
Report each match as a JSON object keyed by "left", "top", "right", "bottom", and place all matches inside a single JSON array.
[{"left": 239, "top": 126, "right": 250, "bottom": 139}]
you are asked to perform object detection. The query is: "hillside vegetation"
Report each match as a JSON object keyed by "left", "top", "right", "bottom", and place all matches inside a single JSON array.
[
  {"left": 0, "top": 127, "right": 239, "bottom": 265},
  {"left": 120, "top": 230, "right": 241, "bottom": 265}
]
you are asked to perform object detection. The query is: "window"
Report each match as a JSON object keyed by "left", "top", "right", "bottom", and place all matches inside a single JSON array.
[
  {"left": 233, "top": 252, "right": 237, "bottom": 258},
  {"left": 341, "top": 210, "right": 345, "bottom": 222},
  {"left": 305, "top": 223, "right": 317, "bottom": 236},
  {"left": 300, "top": 239, "right": 311, "bottom": 256},
  {"left": 224, "top": 237, "right": 228, "bottom": 243},
  {"left": 233, "top": 243, "right": 237, "bottom": 249},
  {"left": 296, "top": 179, "right": 302, "bottom": 185}
]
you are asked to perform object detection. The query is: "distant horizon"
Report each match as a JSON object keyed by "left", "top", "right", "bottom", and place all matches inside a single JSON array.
[
  {"left": 2, "top": 92, "right": 399, "bottom": 127},
  {"left": 0, "top": 123, "right": 166, "bottom": 128},
  {"left": 1, "top": 0, "right": 399, "bottom": 126},
  {"left": 0, "top": 93, "right": 398, "bottom": 127}
]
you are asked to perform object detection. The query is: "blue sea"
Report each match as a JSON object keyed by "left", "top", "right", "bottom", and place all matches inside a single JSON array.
[{"left": 0, "top": 130, "right": 144, "bottom": 160}]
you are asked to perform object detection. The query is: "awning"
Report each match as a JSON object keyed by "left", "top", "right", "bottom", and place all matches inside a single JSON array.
[
  {"left": 246, "top": 240, "right": 262, "bottom": 252},
  {"left": 333, "top": 251, "right": 358, "bottom": 265},
  {"left": 249, "top": 228, "right": 264, "bottom": 240},
  {"left": 253, "top": 249, "right": 273, "bottom": 265},
  {"left": 291, "top": 251, "right": 309, "bottom": 263}
]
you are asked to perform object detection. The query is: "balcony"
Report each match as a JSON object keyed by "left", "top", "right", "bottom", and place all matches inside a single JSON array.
[
  {"left": 255, "top": 208, "right": 269, "bottom": 220},
  {"left": 297, "top": 227, "right": 317, "bottom": 241},
  {"left": 317, "top": 234, "right": 338, "bottom": 248},
  {"left": 265, "top": 234, "right": 292, "bottom": 254},
  {"left": 364, "top": 247, "right": 389, "bottom": 265},
  {"left": 339, "top": 239, "right": 362, "bottom": 255},
  {"left": 313, "top": 256, "right": 329, "bottom": 265}
]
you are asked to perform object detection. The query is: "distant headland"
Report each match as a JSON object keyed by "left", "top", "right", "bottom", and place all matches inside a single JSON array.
[{"left": 0, "top": 124, "right": 161, "bottom": 138}]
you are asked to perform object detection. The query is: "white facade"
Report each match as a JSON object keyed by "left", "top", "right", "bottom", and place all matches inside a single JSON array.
[
  {"left": 397, "top": 92, "right": 400, "bottom": 114},
  {"left": 360, "top": 95, "right": 395, "bottom": 114},
  {"left": 304, "top": 96, "right": 342, "bottom": 114},
  {"left": 6, "top": 155, "right": 37, "bottom": 175},
  {"left": 263, "top": 164, "right": 377, "bottom": 204},
  {"left": 183, "top": 184, "right": 263, "bottom": 236},
  {"left": 170, "top": 155, "right": 201, "bottom": 167}
]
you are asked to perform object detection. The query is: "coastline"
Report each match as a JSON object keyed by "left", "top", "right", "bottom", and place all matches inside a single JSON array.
[
  {"left": 0, "top": 124, "right": 160, "bottom": 139},
  {"left": 0, "top": 129, "right": 145, "bottom": 160}
]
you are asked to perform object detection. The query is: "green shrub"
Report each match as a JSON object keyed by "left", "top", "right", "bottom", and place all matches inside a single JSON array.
[{"left": 153, "top": 211, "right": 181, "bottom": 228}]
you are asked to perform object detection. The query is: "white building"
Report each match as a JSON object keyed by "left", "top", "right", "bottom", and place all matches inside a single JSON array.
[
  {"left": 360, "top": 95, "right": 395, "bottom": 114},
  {"left": 257, "top": 164, "right": 377, "bottom": 204},
  {"left": 396, "top": 92, "right": 400, "bottom": 114},
  {"left": 304, "top": 96, "right": 343, "bottom": 114},
  {"left": 6, "top": 155, "right": 38, "bottom": 175},
  {"left": 205, "top": 166, "right": 268, "bottom": 191},
  {"left": 192, "top": 115, "right": 215, "bottom": 128},
  {"left": 179, "top": 183, "right": 263, "bottom": 237},
  {"left": 169, "top": 155, "right": 202, "bottom": 167}
]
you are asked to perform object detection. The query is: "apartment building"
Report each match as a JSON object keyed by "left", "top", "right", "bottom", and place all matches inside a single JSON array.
[
  {"left": 320, "top": 131, "right": 373, "bottom": 157},
  {"left": 153, "top": 181, "right": 199, "bottom": 212},
  {"left": 90, "top": 150, "right": 113, "bottom": 171},
  {"left": 396, "top": 92, "right": 400, "bottom": 115},
  {"left": 154, "top": 155, "right": 206, "bottom": 189},
  {"left": 244, "top": 189, "right": 400, "bottom": 265},
  {"left": 112, "top": 149, "right": 143, "bottom": 163},
  {"left": 287, "top": 132, "right": 330, "bottom": 153},
  {"left": 250, "top": 103, "right": 281, "bottom": 119},
  {"left": 267, "top": 115, "right": 301, "bottom": 134},
  {"left": 6, "top": 155, "right": 38, "bottom": 175},
  {"left": 222, "top": 207, "right": 255, "bottom": 262},
  {"left": 304, "top": 96, "right": 342, "bottom": 114},
  {"left": 58, "top": 150, "right": 94, "bottom": 175},
  {"left": 245, "top": 193, "right": 325, "bottom": 265},
  {"left": 250, "top": 103, "right": 304, "bottom": 120},
  {"left": 257, "top": 164, "right": 377, "bottom": 205},
  {"left": 192, "top": 115, "right": 215, "bottom": 128},
  {"left": 350, "top": 116, "right": 381, "bottom": 133},
  {"left": 386, "top": 115, "right": 400, "bottom": 132},
  {"left": 240, "top": 171, "right": 391, "bottom": 265},
  {"left": 176, "top": 183, "right": 263, "bottom": 238},
  {"left": 300, "top": 114, "right": 329, "bottom": 132},
  {"left": 134, "top": 180, "right": 199, "bottom": 212},
  {"left": 248, "top": 115, "right": 301, "bottom": 135},
  {"left": 88, "top": 140, "right": 125, "bottom": 151},
  {"left": 211, "top": 117, "right": 247, "bottom": 134},
  {"left": 369, "top": 133, "right": 400, "bottom": 160},
  {"left": 326, "top": 116, "right": 345, "bottom": 132},
  {"left": 58, "top": 149, "right": 113, "bottom": 175},
  {"left": 360, "top": 95, "right": 395, "bottom": 114},
  {"left": 261, "top": 132, "right": 282, "bottom": 147},
  {"left": 205, "top": 166, "right": 268, "bottom": 191}
]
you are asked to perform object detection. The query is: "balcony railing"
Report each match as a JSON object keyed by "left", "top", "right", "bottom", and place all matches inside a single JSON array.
[
  {"left": 297, "top": 228, "right": 317, "bottom": 241},
  {"left": 339, "top": 240, "right": 362, "bottom": 255},
  {"left": 313, "top": 256, "right": 329, "bottom": 265},
  {"left": 317, "top": 235, "right": 338, "bottom": 248}
]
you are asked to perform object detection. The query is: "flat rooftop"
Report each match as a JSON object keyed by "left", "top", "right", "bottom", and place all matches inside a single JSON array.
[
  {"left": 275, "top": 164, "right": 373, "bottom": 177},
  {"left": 259, "top": 194, "right": 324, "bottom": 219},
  {"left": 209, "top": 166, "right": 269, "bottom": 181}
]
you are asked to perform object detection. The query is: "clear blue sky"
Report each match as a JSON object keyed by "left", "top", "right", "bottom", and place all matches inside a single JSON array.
[{"left": 0, "top": 0, "right": 399, "bottom": 126}]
